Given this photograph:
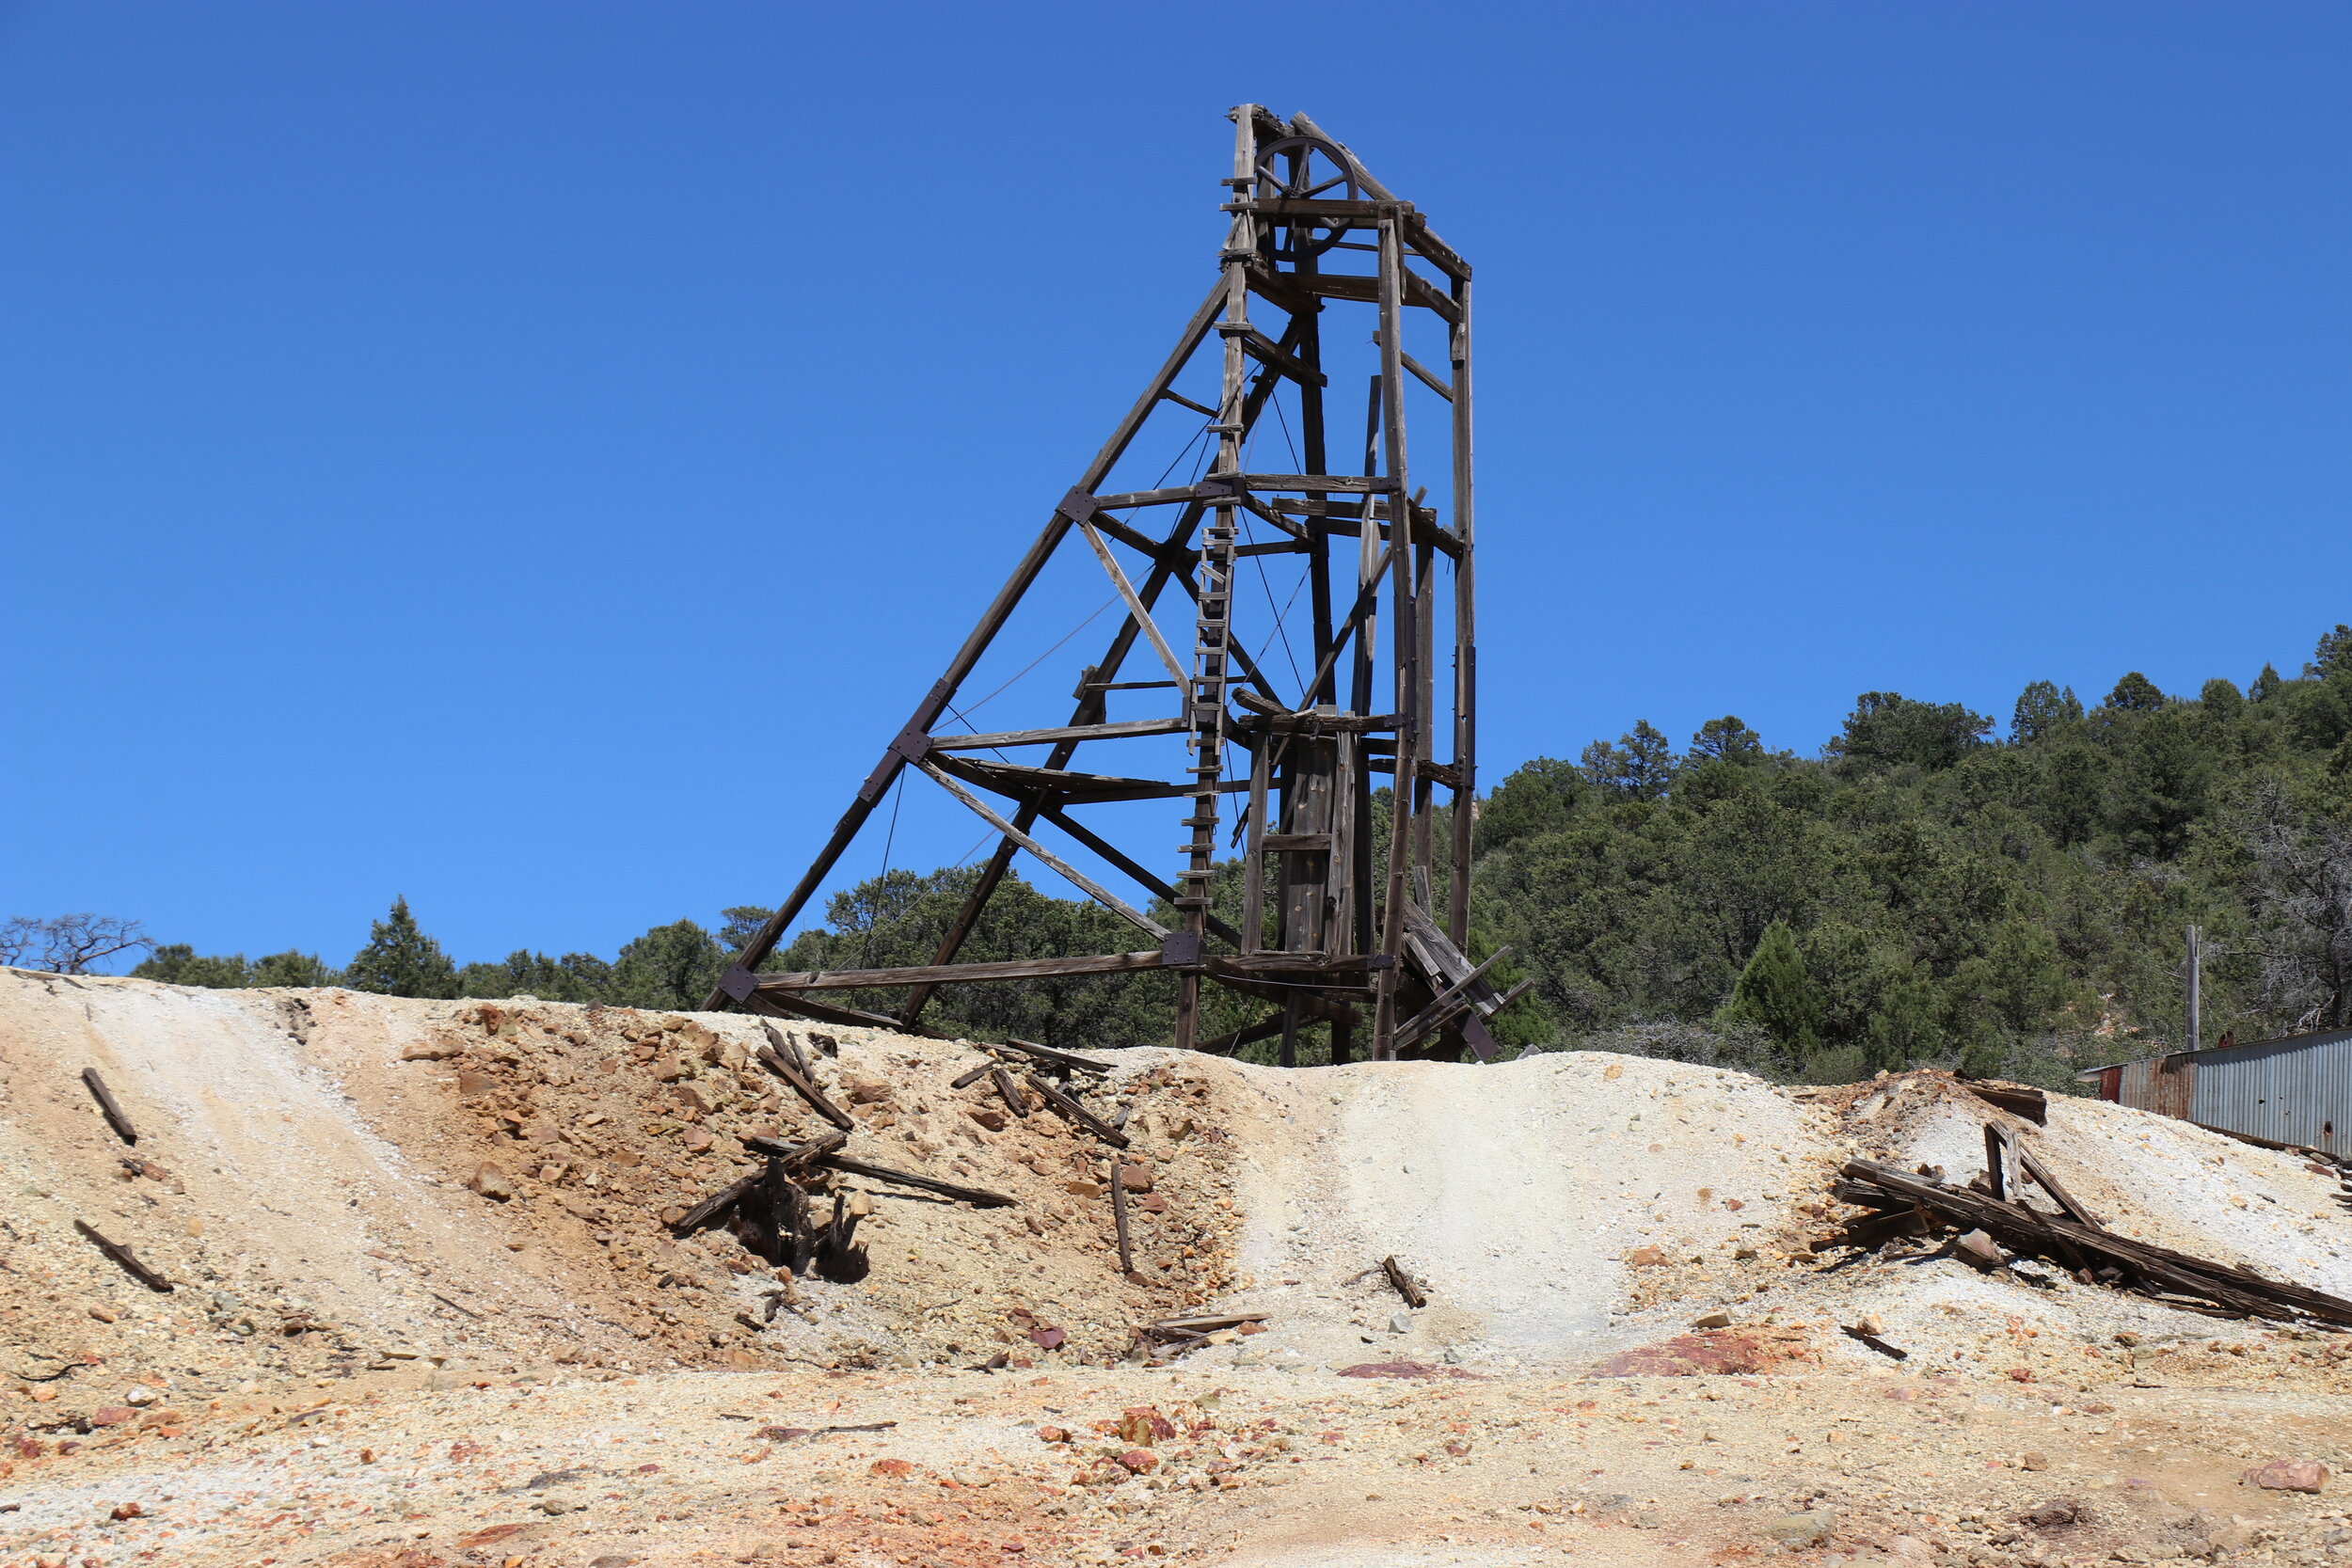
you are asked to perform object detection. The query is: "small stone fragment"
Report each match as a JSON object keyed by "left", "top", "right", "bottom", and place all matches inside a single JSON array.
[
  {"left": 1763, "top": 1513, "right": 1833, "bottom": 1546},
  {"left": 1954, "top": 1229, "right": 2006, "bottom": 1270},
  {"left": 467, "top": 1163, "right": 516, "bottom": 1201},
  {"left": 1691, "top": 1309, "right": 1732, "bottom": 1329}
]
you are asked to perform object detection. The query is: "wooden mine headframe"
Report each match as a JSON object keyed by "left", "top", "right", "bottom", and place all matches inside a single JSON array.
[{"left": 707, "top": 105, "right": 1519, "bottom": 1062}]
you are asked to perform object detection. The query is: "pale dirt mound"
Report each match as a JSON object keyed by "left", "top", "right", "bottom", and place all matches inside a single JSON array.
[
  {"left": 0, "top": 969, "right": 1237, "bottom": 1419},
  {"left": 13, "top": 975, "right": 2352, "bottom": 1568}
]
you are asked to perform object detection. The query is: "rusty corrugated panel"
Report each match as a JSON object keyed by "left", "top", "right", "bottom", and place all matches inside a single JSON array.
[
  {"left": 2189, "top": 1029, "right": 2352, "bottom": 1157},
  {"left": 2152, "top": 1052, "right": 2197, "bottom": 1119},
  {"left": 2099, "top": 1066, "right": 2122, "bottom": 1101},
  {"left": 2117, "top": 1057, "right": 2160, "bottom": 1112}
]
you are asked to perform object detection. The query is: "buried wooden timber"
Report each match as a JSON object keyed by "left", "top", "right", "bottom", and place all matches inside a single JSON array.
[
  {"left": 754, "top": 1043, "right": 855, "bottom": 1132},
  {"left": 992, "top": 1067, "right": 1030, "bottom": 1117},
  {"left": 1381, "top": 1254, "right": 1428, "bottom": 1309},
  {"left": 673, "top": 1171, "right": 764, "bottom": 1234},
  {"left": 1831, "top": 1154, "right": 2352, "bottom": 1326},
  {"left": 815, "top": 1153, "right": 1018, "bottom": 1210},
  {"left": 676, "top": 1131, "right": 850, "bottom": 1236},
  {"left": 1025, "top": 1072, "right": 1130, "bottom": 1148},
  {"left": 1110, "top": 1158, "right": 1136, "bottom": 1275},
  {"left": 73, "top": 1220, "right": 171, "bottom": 1292},
  {"left": 81, "top": 1069, "right": 137, "bottom": 1146}
]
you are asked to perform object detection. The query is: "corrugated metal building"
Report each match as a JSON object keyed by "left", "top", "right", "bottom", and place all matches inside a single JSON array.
[{"left": 2077, "top": 1026, "right": 2352, "bottom": 1156}]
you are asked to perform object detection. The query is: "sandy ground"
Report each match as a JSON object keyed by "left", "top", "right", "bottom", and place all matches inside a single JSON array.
[{"left": 8, "top": 971, "right": 2352, "bottom": 1568}]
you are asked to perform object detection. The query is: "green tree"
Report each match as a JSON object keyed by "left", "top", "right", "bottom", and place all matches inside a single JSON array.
[
  {"left": 611, "top": 920, "right": 728, "bottom": 1011},
  {"left": 2105, "top": 672, "right": 2168, "bottom": 712},
  {"left": 2010, "top": 680, "right": 2082, "bottom": 744},
  {"left": 2312, "top": 624, "right": 2352, "bottom": 680},
  {"left": 1828, "top": 693, "right": 1993, "bottom": 773},
  {"left": 133, "top": 944, "right": 253, "bottom": 988},
  {"left": 1475, "top": 758, "right": 1585, "bottom": 852},
  {"left": 1581, "top": 721, "right": 1677, "bottom": 800},
  {"left": 1719, "top": 920, "right": 1822, "bottom": 1053},
  {"left": 458, "top": 950, "right": 612, "bottom": 1003},
  {"left": 343, "top": 897, "right": 458, "bottom": 999},
  {"left": 1689, "top": 715, "right": 1763, "bottom": 763},
  {"left": 2252, "top": 662, "right": 2286, "bottom": 703},
  {"left": 250, "top": 950, "right": 336, "bottom": 988}
]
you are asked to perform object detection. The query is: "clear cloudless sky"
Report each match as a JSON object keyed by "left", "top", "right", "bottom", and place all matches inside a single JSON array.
[{"left": 7, "top": 2, "right": 2351, "bottom": 970}]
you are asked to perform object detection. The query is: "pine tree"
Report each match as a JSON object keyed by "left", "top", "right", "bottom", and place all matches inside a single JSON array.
[
  {"left": 344, "top": 897, "right": 458, "bottom": 999},
  {"left": 1720, "top": 921, "right": 1822, "bottom": 1053},
  {"left": 2106, "top": 672, "right": 2167, "bottom": 711}
]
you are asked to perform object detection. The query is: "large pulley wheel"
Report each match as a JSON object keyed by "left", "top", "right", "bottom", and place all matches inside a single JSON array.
[{"left": 1252, "top": 135, "right": 1359, "bottom": 261}]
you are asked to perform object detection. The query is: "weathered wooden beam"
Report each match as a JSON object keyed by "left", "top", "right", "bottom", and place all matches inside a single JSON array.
[
  {"left": 673, "top": 1170, "right": 763, "bottom": 1233},
  {"left": 73, "top": 1221, "right": 170, "bottom": 1292},
  {"left": 2018, "top": 1148, "right": 2104, "bottom": 1231},
  {"left": 816, "top": 1154, "right": 1017, "bottom": 1209},
  {"left": 1076, "top": 519, "right": 1192, "bottom": 690},
  {"left": 735, "top": 984, "right": 951, "bottom": 1039},
  {"left": 758, "top": 950, "right": 1170, "bottom": 992},
  {"left": 1036, "top": 804, "right": 1246, "bottom": 949},
  {"left": 1110, "top": 1159, "right": 1136, "bottom": 1275},
  {"left": 754, "top": 1045, "right": 855, "bottom": 1132},
  {"left": 81, "top": 1069, "right": 137, "bottom": 1146},
  {"left": 916, "top": 759, "right": 1171, "bottom": 942},
  {"left": 1025, "top": 1072, "right": 1130, "bottom": 1148},
  {"left": 1380, "top": 1254, "right": 1427, "bottom": 1308},
  {"left": 741, "top": 1129, "right": 850, "bottom": 1168},
  {"left": 927, "top": 717, "right": 1189, "bottom": 752}
]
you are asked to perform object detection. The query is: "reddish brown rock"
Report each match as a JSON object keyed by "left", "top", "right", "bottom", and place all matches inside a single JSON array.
[
  {"left": 2246, "top": 1460, "right": 2328, "bottom": 1493},
  {"left": 87, "top": 1406, "right": 137, "bottom": 1427}
]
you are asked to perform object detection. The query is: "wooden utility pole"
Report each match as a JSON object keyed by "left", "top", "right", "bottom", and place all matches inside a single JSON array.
[
  {"left": 2186, "top": 924, "right": 2202, "bottom": 1052},
  {"left": 704, "top": 108, "right": 1518, "bottom": 1063}
]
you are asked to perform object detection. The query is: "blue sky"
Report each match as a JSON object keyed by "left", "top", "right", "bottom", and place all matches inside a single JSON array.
[{"left": 7, "top": 2, "right": 2351, "bottom": 969}]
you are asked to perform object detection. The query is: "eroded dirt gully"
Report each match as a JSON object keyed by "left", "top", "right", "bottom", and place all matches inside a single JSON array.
[{"left": 8, "top": 971, "right": 2352, "bottom": 1567}]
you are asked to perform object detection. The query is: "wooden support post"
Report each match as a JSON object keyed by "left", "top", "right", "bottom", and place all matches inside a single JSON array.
[
  {"left": 1110, "top": 1159, "right": 1136, "bottom": 1276},
  {"left": 1446, "top": 275, "right": 1477, "bottom": 950}
]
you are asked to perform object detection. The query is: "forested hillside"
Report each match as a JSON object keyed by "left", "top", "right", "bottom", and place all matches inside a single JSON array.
[{"left": 119, "top": 624, "right": 2352, "bottom": 1086}]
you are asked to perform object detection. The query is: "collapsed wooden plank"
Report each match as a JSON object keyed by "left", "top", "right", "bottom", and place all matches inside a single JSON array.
[
  {"left": 755, "top": 1045, "right": 855, "bottom": 1132},
  {"left": 73, "top": 1220, "right": 170, "bottom": 1292},
  {"left": 81, "top": 1069, "right": 137, "bottom": 1146},
  {"left": 673, "top": 1171, "right": 763, "bottom": 1234},
  {"left": 1025, "top": 1072, "right": 1130, "bottom": 1148},
  {"left": 741, "top": 1129, "right": 850, "bottom": 1168},
  {"left": 2018, "top": 1148, "right": 2105, "bottom": 1230},
  {"left": 993, "top": 1037, "right": 1114, "bottom": 1075},
  {"left": 815, "top": 1153, "right": 1017, "bottom": 1209},
  {"left": 1836, "top": 1157, "right": 2352, "bottom": 1326},
  {"left": 1963, "top": 1079, "right": 2048, "bottom": 1126}
]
